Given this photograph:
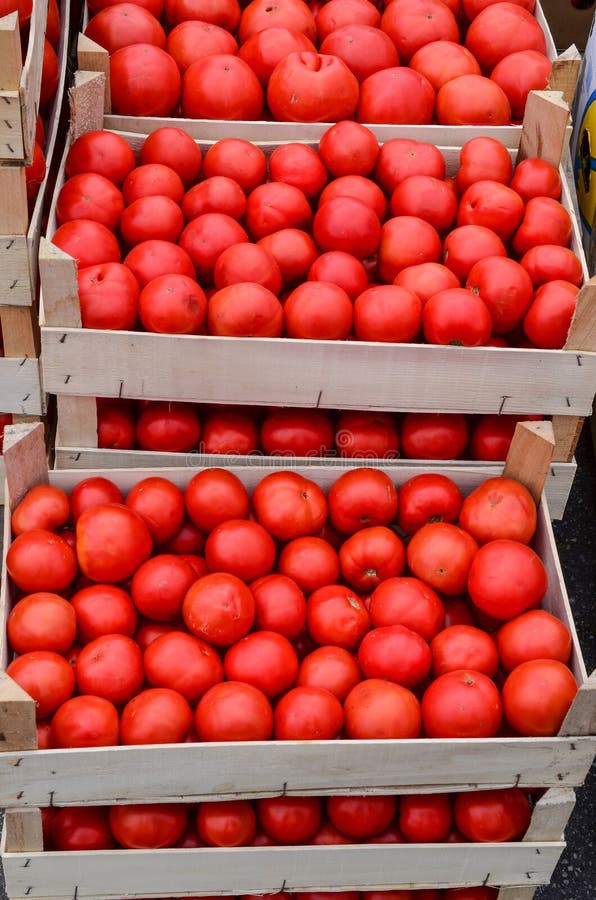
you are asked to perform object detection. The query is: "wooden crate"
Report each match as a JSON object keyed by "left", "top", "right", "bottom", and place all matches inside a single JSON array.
[
  {"left": 0, "top": 787, "right": 577, "bottom": 900},
  {"left": 0, "top": 422, "right": 594, "bottom": 810}
]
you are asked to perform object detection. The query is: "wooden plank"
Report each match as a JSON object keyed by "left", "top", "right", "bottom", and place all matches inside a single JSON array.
[
  {"left": 565, "top": 277, "right": 596, "bottom": 352},
  {"left": 503, "top": 421, "right": 555, "bottom": 504},
  {"left": 55, "top": 395, "right": 97, "bottom": 447},
  {"left": 2, "top": 422, "right": 48, "bottom": 510},
  {"left": 38, "top": 239, "right": 81, "bottom": 328},
  {"left": 560, "top": 671, "right": 596, "bottom": 737},
  {"left": 523, "top": 788, "right": 576, "bottom": 841},
  {"left": 548, "top": 46, "right": 582, "bottom": 110},
  {"left": 551, "top": 416, "right": 584, "bottom": 463},
  {"left": 0, "top": 841, "right": 565, "bottom": 899},
  {"left": 0, "top": 305, "right": 39, "bottom": 358},
  {"left": 77, "top": 34, "right": 111, "bottom": 114},
  {"left": 18, "top": 0, "right": 48, "bottom": 163},
  {"left": 0, "top": 235, "right": 34, "bottom": 306},
  {"left": 0, "top": 167, "right": 28, "bottom": 235},
  {"left": 518, "top": 91, "right": 570, "bottom": 169},
  {"left": 69, "top": 69, "right": 107, "bottom": 142},
  {"left": 0, "top": 13, "right": 25, "bottom": 161},
  {"left": 0, "top": 673, "right": 37, "bottom": 752},
  {"left": 497, "top": 890, "right": 536, "bottom": 900},
  {"left": 3, "top": 808, "right": 42, "bottom": 852},
  {"left": 0, "top": 357, "right": 43, "bottom": 416}
]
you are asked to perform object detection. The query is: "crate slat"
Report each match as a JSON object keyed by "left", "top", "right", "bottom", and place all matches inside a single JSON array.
[{"left": 0, "top": 357, "right": 43, "bottom": 416}]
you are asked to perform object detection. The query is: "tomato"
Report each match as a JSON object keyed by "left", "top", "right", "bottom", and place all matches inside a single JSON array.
[
  {"left": 131, "top": 554, "right": 196, "bottom": 621},
  {"left": 375, "top": 139, "right": 445, "bottom": 196},
  {"left": 436, "top": 74, "right": 511, "bottom": 125},
  {"left": 458, "top": 181, "right": 524, "bottom": 244},
  {"left": 224, "top": 631, "right": 298, "bottom": 697},
  {"left": 400, "top": 413, "right": 468, "bottom": 460},
  {"left": 183, "top": 572, "right": 254, "bottom": 645},
  {"left": 465, "top": 2, "right": 546, "bottom": 73},
  {"left": 213, "top": 243, "right": 282, "bottom": 294},
  {"left": 6, "top": 593, "right": 74, "bottom": 658},
  {"left": 252, "top": 471, "right": 328, "bottom": 540},
  {"left": 139, "top": 273, "right": 206, "bottom": 334},
  {"left": 165, "top": 0, "right": 240, "bottom": 27},
  {"left": 285, "top": 281, "right": 353, "bottom": 340},
  {"left": 378, "top": 216, "right": 442, "bottom": 283},
  {"left": 329, "top": 468, "right": 398, "bottom": 534},
  {"left": 260, "top": 409, "right": 334, "bottom": 457},
  {"left": 469, "top": 414, "right": 525, "bottom": 462},
  {"left": 167, "top": 20, "right": 239, "bottom": 74},
  {"left": 394, "top": 263, "right": 459, "bottom": 304},
  {"left": 258, "top": 228, "right": 318, "bottom": 287},
  {"left": 275, "top": 684, "right": 344, "bottom": 739},
  {"left": 71, "top": 584, "right": 137, "bottom": 643},
  {"left": 56, "top": 173, "right": 124, "bottom": 231},
  {"left": 320, "top": 24, "right": 399, "bottom": 83},
  {"left": 7, "top": 651, "right": 75, "bottom": 719},
  {"left": 314, "top": 196, "right": 381, "bottom": 259},
  {"left": 270, "top": 144, "right": 327, "bottom": 206},
  {"left": 358, "top": 624, "right": 431, "bottom": 688},
  {"left": 504, "top": 658, "right": 578, "bottom": 736},
  {"left": 459, "top": 476, "right": 537, "bottom": 545},
  {"left": 40, "top": 39, "right": 59, "bottom": 110},
  {"left": 52, "top": 219, "right": 121, "bottom": 268},
  {"left": 203, "top": 139, "right": 267, "bottom": 193},
  {"left": 123, "top": 164, "right": 185, "bottom": 205},
  {"left": 497, "top": 609, "right": 572, "bottom": 673},
  {"left": 466, "top": 256, "right": 533, "bottom": 334},
  {"left": 311, "top": 821, "right": 355, "bottom": 845},
  {"left": 397, "top": 473, "right": 463, "bottom": 536},
  {"left": 454, "top": 788, "right": 531, "bottom": 842},
  {"left": 162, "top": 520, "right": 205, "bottom": 556},
  {"left": 422, "top": 669, "right": 502, "bottom": 737},
  {"left": 121, "top": 195, "right": 185, "bottom": 247},
  {"left": 490, "top": 49, "right": 551, "bottom": 120},
  {"left": 183, "top": 177, "right": 246, "bottom": 222},
  {"left": 7, "top": 529, "right": 77, "bottom": 593},
  {"left": 399, "top": 794, "right": 453, "bottom": 842},
  {"left": 51, "top": 695, "right": 119, "bottom": 748},
  {"left": 369, "top": 576, "right": 445, "bottom": 641},
  {"left": 185, "top": 468, "right": 249, "bottom": 532},
  {"left": 11, "top": 485, "right": 70, "bottom": 535},
  {"left": 339, "top": 526, "right": 405, "bottom": 592},
  {"left": 76, "top": 503, "right": 152, "bottom": 583},
  {"left": 344, "top": 678, "right": 421, "bottom": 738},
  {"left": 208, "top": 282, "right": 283, "bottom": 337},
  {"left": 523, "top": 280, "right": 580, "bottom": 349},
  {"left": 70, "top": 477, "right": 124, "bottom": 524},
  {"left": 1, "top": 0, "right": 32, "bottom": 26},
  {"left": 135, "top": 402, "right": 201, "bottom": 452},
  {"left": 143, "top": 630, "right": 222, "bottom": 702},
  {"left": 183, "top": 54, "right": 264, "bottom": 120},
  {"left": 298, "top": 646, "right": 361, "bottom": 701},
  {"left": 75, "top": 634, "right": 144, "bottom": 705},
  {"left": 334, "top": 410, "right": 398, "bottom": 459},
  {"left": 51, "top": 807, "right": 115, "bottom": 851},
  {"left": 180, "top": 212, "right": 249, "bottom": 282},
  {"left": 424, "top": 287, "right": 493, "bottom": 346},
  {"left": 205, "top": 518, "right": 275, "bottom": 582},
  {"left": 510, "top": 158, "right": 561, "bottom": 203},
  {"left": 121, "top": 687, "right": 193, "bottom": 745},
  {"left": 238, "top": 27, "right": 316, "bottom": 88},
  {"left": 200, "top": 409, "right": 259, "bottom": 455},
  {"left": 246, "top": 185, "right": 312, "bottom": 244},
  {"left": 257, "top": 796, "right": 322, "bottom": 843},
  {"left": 268, "top": 52, "right": 359, "bottom": 122},
  {"left": 197, "top": 800, "right": 256, "bottom": 847},
  {"left": 248, "top": 574, "right": 306, "bottom": 640},
  {"left": 66, "top": 130, "right": 135, "bottom": 185},
  {"left": 278, "top": 537, "right": 339, "bottom": 593},
  {"left": 308, "top": 252, "right": 368, "bottom": 302},
  {"left": 390, "top": 175, "right": 457, "bottom": 235},
  {"left": 88, "top": 0, "right": 164, "bottom": 14},
  {"left": 25, "top": 139, "right": 45, "bottom": 207},
  {"left": 468, "top": 539, "right": 548, "bottom": 620},
  {"left": 431, "top": 625, "right": 499, "bottom": 678},
  {"left": 353, "top": 285, "right": 422, "bottom": 343},
  {"left": 443, "top": 225, "right": 507, "bottom": 283},
  {"left": 307, "top": 584, "right": 370, "bottom": 649},
  {"left": 97, "top": 401, "right": 136, "bottom": 450},
  {"left": 407, "top": 523, "right": 478, "bottom": 596},
  {"left": 357, "top": 67, "right": 435, "bottom": 125},
  {"left": 315, "top": 0, "right": 381, "bottom": 42},
  {"left": 520, "top": 245, "right": 583, "bottom": 288},
  {"left": 78, "top": 262, "right": 140, "bottom": 330},
  {"left": 124, "top": 240, "right": 195, "bottom": 287},
  {"left": 381, "top": 0, "right": 458, "bottom": 62},
  {"left": 195, "top": 681, "right": 273, "bottom": 740},
  {"left": 410, "top": 41, "right": 481, "bottom": 92},
  {"left": 318, "top": 120, "right": 379, "bottom": 178},
  {"left": 327, "top": 796, "right": 396, "bottom": 839},
  {"left": 110, "top": 804, "right": 187, "bottom": 849},
  {"left": 239, "top": 0, "right": 316, "bottom": 43},
  {"left": 456, "top": 137, "right": 513, "bottom": 196},
  {"left": 85, "top": 4, "right": 165, "bottom": 53},
  {"left": 110, "top": 44, "right": 181, "bottom": 115},
  {"left": 463, "top": 0, "right": 535, "bottom": 16},
  {"left": 137, "top": 128, "right": 201, "bottom": 190}
]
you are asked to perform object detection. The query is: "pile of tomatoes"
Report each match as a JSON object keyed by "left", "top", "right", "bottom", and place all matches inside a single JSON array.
[
  {"left": 52, "top": 123, "right": 583, "bottom": 350},
  {"left": 96, "top": 399, "right": 541, "bottom": 461},
  {"left": 6, "top": 466, "right": 578, "bottom": 755},
  {"left": 83, "top": 0, "right": 552, "bottom": 126},
  {"left": 43, "top": 786, "right": 533, "bottom": 851}
]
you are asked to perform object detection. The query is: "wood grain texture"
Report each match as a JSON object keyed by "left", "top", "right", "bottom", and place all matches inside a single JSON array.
[
  {"left": 55, "top": 395, "right": 97, "bottom": 447},
  {"left": 552, "top": 416, "right": 585, "bottom": 463},
  {"left": 38, "top": 239, "right": 81, "bottom": 328},
  {"left": 76, "top": 35, "right": 111, "bottom": 114},
  {"left": 0, "top": 674, "right": 37, "bottom": 752},
  {"left": 0, "top": 356, "right": 44, "bottom": 416},
  {"left": 0, "top": 305, "right": 40, "bottom": 358},
  {"left": 2, "top": 422, "right": 48, "bottom": 509},
  {"left": 524, "top": 788, "right": 576, "bottom": 841},
  {"left": 503, "top": 421, "right": 555, "bottom": 503},
  {"left": 518, "top": 91, "right": 570, "bottom": 169},
  {"left": 548, "top": 46, "right": 582, "bottom": 110},
  {"left": 69, "top": 68, "right": 107, "bottom": 140},
  {"left": 0, "top": 14, "right": 25, "bottom": 162},
  {"left": 3, "top": 808, "right": 42, "bottom": 852}
]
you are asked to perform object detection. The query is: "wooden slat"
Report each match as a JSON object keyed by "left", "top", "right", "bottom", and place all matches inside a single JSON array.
[
  {"left": 77, "top": 35, "right": 111, "bottom": 114},
  {"left": 3, "top": 808, "right": 42, "bottom": 852},
  {"left": 0, "top": 306, "right": 39, "bottom": 358},
  {"left": 38, "top": 239, "right": 81, "bottom": 328},
  {"left": 523, "top": 788, "right": 576, "bottom": 841},
  {"left": 18, "top": 0, "right": 48, "bottom": 163},
  {"left": 2, "top": 422, "right": 48, "bottom": 509},
  {"left": 497, "top": 889, "right": 536, "bottom": 900},
  {"left": 560, "top": 671, "right": 596, "bottom": 737},
  {"left": 0, "top": 167, "right": 28, "bottom": 235},
  {"left": 565, "top": 277, "right": 596, "bottom": 352},
  {"left": 0, "top": 13, "right": 25, "bottom": 161},
  {"left": 55, "top": 395, "right": 97, "bottom": 447},
  {"left": 548, "top": 46, "right": 582, "bottom": 110},
  {"left": 0, "top": 235, "right": 34, "bottom": 306},
  {"left": 0, "top": 841, "right": 565, "bottom": 899},
  {"left": 503, "top": 421, "right": 555, "bottom": 504},
  {"left": 551, "top": 415, "right": 584, "bottom": 463},
  {"left": 0, "top": 357, "right": 44, "bottom": 416},
  {"left": 0, "top": 673, "right": 37, "bottom": 752},
  {"left": 518, "top": 91, "right": 570, "bottom": 169},
  {"left": 69, "top": 69, "right": 107, "bottom": 141}
]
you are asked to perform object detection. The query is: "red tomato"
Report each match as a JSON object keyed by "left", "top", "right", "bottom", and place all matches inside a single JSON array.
[
  {"left": 463, "top": 0, "right": 535, "bottom": 16},
  {"left": 200, "top": 409, "right": 259, "bottom": 455},
  {"left": 238, "top": 27, "right": 316, "bottom": 87},
  {"left": 167, "top": 20, "right": 239, "bottom": 74},
  {"left": 123, "top": 164, "right": 185, "bottom": 205},
  {"left": 491, "top": 50, "right": 551, "bottom": 119},
  {"left": 250, "top": 574, "right": 307, "bottom": 639},
  {"left": 180, "top": 212, "right": 248, "bottom": 281},
  {"left": 7, "top": 529, "right": 77, "bottom": 593},
  {"left": 422, "top": 669, "right": 502, "bottom": 737},
  {"left": 320, "top": 24, "right": 399, "bottom": 83},
  {"left": 309, "top": 252, "right": 369, "bottom": 302},
  {"left": 213, "top": 243, "right": 282, "bottom": 294},
  {"left": 311, "top": 821, "right": 355, "bottom": 845},
  {"left": 334, "top": 410, "right": 398, "bottom": 459},
  {"left": 260, "top": 409, "right": 333, "bottom": 458},
  {"left": 258, "top": 228, "right": 318, "bottom": 286},
  {"left": 466, "top": 256, "right": 533, "bottom": 334},
  {"left": 369, "top": 576, "right": 445, "bottom": 641},
  {"left": 327, "top": 795, "right": 396, "bottom": 839},
  {"left": 465, "top": 2, "right": 546, "bottom": 73},
  {"left": 51, "top": 807, "right": 114, "bottom": 851},
  {"left": 124, "top": 240, "right": 195, "bottom": 287},
  {"left": 252, "top": 471, "right": 328, "bottom": 541},
  {"left": 458, "top": 181, "right": 524, "bottom": 243},
  {"left": 165, "top": 0, "right": 240, "bottom": 28},
  {"left": 70, "top": 584, "right": 138, "bottom": 644},
  {"left": 140, "top": 127, "right": 203, "bottom": 187},
  {"left": 183, "top": 177, "right": 246, "bottom": 221},
  {"left": 375, "top": 139, "right": 445, "bottom": 195},
  {"left": 11, "top": 485, "right": 70, "bottom": 535},
  {"left": 88, "top": 0, "right": 164, "bottom": 14},
  {"left": 131, "top": 554, "right": 196, "bottom": 621},
  {"left": 52, "top": 219, "right": 121, "bottom": 268},
  {"left": 399, "top": 794, "right": 453, "bottom": 842},
  {"left": 110, "top": 44, "right": 181, "bottom": 115},
  {"left": 139, "top": 273, "right": 206, "bottom": 334},
  {"left": 121, "top": 688, "right": 192, "bottom": 744},
  {"left": 397, "top": 473, "right": 463, "bottom": 535},
  {"left": 25, "top": 139, "right": 46, "bottom": 207},
  {"left": 454, "top": 788, "right": 531, "bottom": 841},
  {"left": 205, "top": 518, "right": 275, "bottom": 582},
  {"left": 431, "top": 625, "right": 499, "bottom": 677},
  {"left": 316, "top": 0, "right": 381, "bottom": 42},
  {"left": 339, "top": 526, "right": 406, "bottom": 591},
  {"left": 510, "top": 158, "right": 562, "bottom": 203},
  {"left": 459, "top": 476, "right": 537, "bottom": 545},
  {"left": 394, "top": 262, "right": 459, "bottom": 303},
  {"left": 56, "top": 173, "right": 124, "bottom": 231},
  {"left": 344, "top": 678, "right": 421, "bottom": 738},
  {"left": 40, "top": 39, "right": 59, "bottom": 110},
  {"left": 502, "top": 659, "right": 577, "bottom": 736},
  {"left": 314, "top": 195, "right": 381, "bottom": 259},
  {"left": 318, "top": 120, "right": 379, "bottom": 178},
  {"left": 185, "top": 468, "right": 249, "bottom": 532},
  {"left": 274, "top": 685, "right": 344, "bottom": 739},
  {"left": 306, "top": 583, "right": 370, "bottom": 650},
  {"left": 197, "top": 800, "right": 256, "bottom": 847},
  {"left": 378, "top": 216, "right": 442, "bottom": 283},
  {"left": 391, "top": 175, "right": 457, "bottom": 234},
  {"left": 353, "top": 284, "right": 423, "bottom": 343},
  {"left": 51, "top": 695, "right": 119, "bottom": 748},
  {"left": 269, "top": 142, "right": 328, "bottom": 200},
  {"left": 183, "top": 572, "right": 254, "bottom": 645},
  {"left": 224, "top": 631, "right": 299, "bottom": 697},
  {"left": 410, "top": 40, "right": 481, "bottom": 91},
  {"left": 245, "top": 183, "right": 312, "bottom": 243},
  {"left": 329, "top": 468, "right": 398, "bottom": 534},
  {"left": 202, "top": 139, "right": 267, "bottom": 193},
  {"left": 523, "top": 280, "right": 580, "bottom": 349},
  {"left": 436, "top": 74, "right": 511, "bottom": 125},
  {"left": 468, "top": 539, "right": 548, "bottom": 620},
  {"left": 424, "top": 286, "right": 493, "bottom": 346},
  {"left": 183, "top": 54, "right": 264, "bottom": 119},
  {"left": 456, "top": 137, "right": 513, "bottom": 195},
  {"left": 400, "top": 413, "right": 469, "bottom": 459},
  {"left": 520, "top": 245, "right": 583, "bottom": 288},
  {"left": 357, "top": 67, "right": 435, "bottom": 125},
  {"left": 66, "top": 130, "right": 135, "bottom": 185},
  {"left": 468, "top": 414, "right": 523, "bottom": 462},
  {"left": 256, "top": 796, "right": 322, "bottom": 843},
  {"left": 268, "top": 52, "right": 359, "bottom": 123},
  {"left": 78, "top": 262, "right": 139, "bottom": 330},
  {"left": 69, "top": 477, "right": 124, "bottom": 524},
  {"left": 297, "top": 646, "right": 361, "bottom": 701},
  {"left": 195, "top": 681, "right": 273, "bottom": 740},
  {"left": 285, "top": 281, "right": 353, "bottom": 340},
  {"left": 442, "top": 225, "right": 507, "bottom": 283},
  {"left": 497, "top": 609, "right": 572, "bottom": 672},
  {"left": 407, "top": 522, "right": 478, "bottom": 595},
  {"left": 75, "top": 503, "right": 152, "bottom": 583},
  {"left": 135, "top": 402, "right": 201, "bottom": 452},
  {"left": 144, "top": 630, "right": 222, "bottom": 702},
  {"left": 7, "top": 651, "right": 75, "bottom": 719},
  {"left": 239, "top": 0, "right": 316, "bottom": 43},
  {"left": 75, "top": 634, "right": 143, "bottom": 705},
  {"left": 97, "top": 402, "right": 136, "bottom": 450},
  {"left": 121, "top": 195, "right": 184, "bottom": 247},
  {"left": 208, "top": 282, "right": 283, "bottom": 337},
  {"left": 278, "top": 537, "right": 339, "bottom": 594},
  {"left": 358, "top": 624, "right": 431, "bottom": 688},
  {"left": 162, "top": 519, "right": 205, "bottom": 555},
  {"left": 85, "top": 4, "right": 165, "bottom": 53},
  {"left": 110, "top": 804, "right": 187, "bottom": 848},
  {"left": 381, "top": 0, "right": 458, "bottom": 62}
]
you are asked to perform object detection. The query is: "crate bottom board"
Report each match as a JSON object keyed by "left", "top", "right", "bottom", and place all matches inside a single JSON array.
[
  {"left": 0, "top": 840, "right": 565, "bottom": 900},
  {"left": 53, "top": 448, "right": 577, "bottom": 520}
]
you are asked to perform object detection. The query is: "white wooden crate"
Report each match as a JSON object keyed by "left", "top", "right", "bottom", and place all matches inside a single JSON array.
[{"left": 0, "top": 423, "right": 594, "bottom": 810}]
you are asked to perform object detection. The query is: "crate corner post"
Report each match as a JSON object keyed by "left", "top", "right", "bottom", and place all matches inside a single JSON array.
[
  {"left": 3, "top": 422, "right": 49, "bottom": 510},
  {"left": 0, "top": 673, "right": 37, "bottom": 752},
  {"left": 503, "top": 420, "right": 555, "bottom": 503}
]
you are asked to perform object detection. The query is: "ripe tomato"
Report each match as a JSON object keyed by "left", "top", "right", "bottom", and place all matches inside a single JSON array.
[
  {"left": 195, "top": 681, "right": 273, "bottom": 740},
  {"left": 353, "top": 285, "right": 423, "bottom": 343},
  {"left": 375, "top": 138, "right": 445, "bottom": 195},
  {"left": 69, "top": 477, "right": 123, "bottom": 523},
  {"left": 135, "top": 402, "right": 201, "bottom": 452},
  {"left": 125, "top": 476, "right": 185, "bottom": 545},
  {"left": 400, "top": 413, "right": 469, "bottom": 459},
  {"left": 431, "top": 625, "right": 499, "bottom": 677},
  {"left": 397, "top": 473, "right": 462, "bottom": 535},
  {"left": 269, "top": 142, "right": 328, "bottom": 200},
  {"left": 185, "top": 468, "right": 249, "bottom": 532},
  {"left": 85, "top": 4, "right": 165, "bottom": 53},
  {"left": 200, "top": 409, "right": 259, "bottom": 455},
  {"left": 78, "top": 262, "right": 140, "bottom": 330},
  {"left": 314, "top": 196, "right": 381, "bottom": 259},
  {"left": 180, "top": 212, "right": 248, "bottom": 282},
  {"left": 131, "top": 554, "right": 196, "bottom": 621},
  {"left": 268, "top": 52, "right": 359, "bottom": 122},
  {"left": 70, "top": 584, "right": 138, "bottom": 643},
  {"left": 258, "top": 228, "right": 318, "bottom": 286},
  {"left": 463, "top": 0, "right": 535, "bottom": 16},
  {"left": 297, "top": 646, "right": 361, "bottom": 701},
  {"left": 110, "top": 804, "right": 187, "bottom": 849},
  {"left": 8, "top": 592, "right": 75, "bottom": 654},
  {"left": 307, "top": 584, "right": 370, "bottom": 649},
  {"left": 56, "top": 173, "right": 124, "bottom": 231},
  {"left": 316, "top": 0, "right": 381, "bottom": 42},
  {"left": 183, "top": 54, "right": 264, "bottom": 119},
  {"left": 468, "top": 414, "right": 528, "bottom": 462},
  {"left": 523, "top": 280, "right": 580, "bottom": 349},
  {"left": 278, "top": 537, "right": 339, "bottom": 594},
  {"left": 140, "top": 126, "right": 203, "bottom": 187},
  {"left": 66, "top": 130, "right": 135, "bottom": 185},
  {"left": 252, "top": 471, "right": 328, "bottom": 541},
  {"left": 443, "top": 225, "right": 507, "bottom": 283},
  {"left": 11, "top": 485, "right": 70, "bottom": 535},
  {"left": 467, "top": 539, "right": 548, "bottom": 620},
  {"left": 207, "top": 283, "right": 283, "bottom": 337},
  {"left": 381, "top": 0, "right": 458, "bottom": 62},
  {"left": 311, "top": 821, "right": 355, "bottom": 845},
  {"left": 520, "top": 245, "right": 583, "bottom": 288},
  {"left": 309, "top": 252, "right": 369, "bottom": 302},
  {"left": 205, "top": 518, "right": 275, "bottom": 581},
  {"left": 123, "top": 164, "right": 185, "bottom": 205},
  {"left": 318, "top": 120, "right": 379, "bottom": 178},
  {"left": 502, "top": 659, "right": 578, "bottom": 735},
  {"left": 407, "top": 522, "right": 478, "bottom": 595},
  {"left": 239, "top": 0, "right": 316, "bottom": 43},
  {"left": 369, "top": 577, "right": 445, "bottom": 641},
  {"left": 399, "top": 794, "right": 453, "bottom": 842},
  {"left": 456, "top": 137, "right": 513, "bottom": 195},
  {"left": 454, "top": 787, "right": 531, "bottom": 841},
  {"left": 121, "top": 195, "right": 184, "bottom": 247},
  {"left": 51, "top": 695, "right": 119, "bottom": 748},
  {"left": 110, "top": 44, "right": 181, "bottom": 115},
  {"left": 343, "top": 678, "right": 421, "bottom": 738},
  {"left": 213, "top": 243, "right": 282, "bottom": 294},
  {"left": 327, "top": 795, "right": 396, "bottom": 839},
  {"left": 183, "top": 572, "right": 254, "bottom": 645},
  {"left": 51, "top": 807, "right": 115, "bottom": 851},
  {"left": 138, "top": 273, "right": 206, "bottom": 334},
  {"left": 7, "top": 529, "right": 77, "bottom": 593},
  {"left": 97, "top": 401, "right": 136, "bottom": 450},
  {"left": 121, "top": 688, "right": 193, "bottom": 744},
  {"left": 197, "top": 800, "right": 256, "bottom": 847},
  {"left": 378, "top": 216, "right": 442, "bottom": 283},
  {"left": 202, "top": 139, "right": 267, "bottom": 193},
  {"left": 167, "top": 19, "right": 239, "bottom": 74},
  {"left": 357, "top": 67, "right": 435, "bottom": 124},
  {"left": 224, "top": 631, "right": 298, "bottom": 697},
  {"left": 423, "top": 286, "right": 493, "bottom": 346},
  {"left": 358, "top": 624, "right": 431, "bottom": 688},
  {"left": 320, "top": 24, "right": 399, "bottom": 83},
  {"left": 466, "top": 256, "right": 533, "bottom": 334},
  {"left": 513, "top": 197, "right": 573, "bottom": 257},
  {"left": 183, "top": 178, "right": 246, "bottom": 221},
  {"left": 465, "top": 2, "right": 546, "bottom": 73},
  {"left": 52, "top": 219, "right": 121, "bottom": 268},
  {"left": 328, "top": 468, "right": 398, "bottom": 534},
  {"left": 509, "top": 158, "right": 562, "bottom": 203},
  {"left": 422, "top": 669, "right": 502, "bottom": 737},
  {"left": 390, "top": 175, "right": 457, "bottom": 234},
  {"left": 458, "top": 181, "right": 524, "bottom": 243},
  {"left": 410, "top": 41, "right": 481, "bottom": 91},
  {"left": 334, "top": 410, "right": 398, "bottom": 458},
  {"left": 7, "top": 651, "right": 75, "bottom": 718},
  {"left": 245, "top": 181, "right": 312, "bottom": 241},
  {"left": 75, "top": 634, "right": 144, "bottom": 705},
  {"left": 124, "top": 240, "right": 195, "bottom": 287},
  {"left": 436, "top": 74, "right": 511, "bottom": 125},
  {"left": 394, "top": 262, "right": 459, "bottom": 304},
  {"left": 256, "top": 796, "right": 322, "bottom": 843},
  {"left": 497, "top": 609, "right": 572, "bottom": 672},
  {"left": 274, "top": 685, "right": 344, "bottom": 739},
  {"left": 162, "top": 519, "right": 205, "bottom": 555},
  {"left": 238, "top": 27, "right": 316, "bottom": 88},
  {"left": 490, "top": 49, "right": 551, "bottom": 120},
  {"left": 144, "top": 630, "right": 222, "bottom": 702},
  {"left": 459, "top": 476, "right": 537, "bottom": 545},
  {"left": 76, "top": 503, "right": 152, "bottom": 583},
  {"left": 285, "top": 281, "right": 353, "bottom": 341},
  {"left": 339, "top": 526, "right": 406, "bottom": 591},
  {"left": 250, "top": 574, "right": 307, "bottom": 638}
]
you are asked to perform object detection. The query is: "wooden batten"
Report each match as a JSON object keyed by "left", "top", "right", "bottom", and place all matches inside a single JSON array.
[
  {"left": 2, "top": 423, "right": 49, "bottom": 509},
  {"left": 0, "top": 674, "right": 37, "bottom": 752},
  {"left": 69, "top": 70, "right": 107, "bottom": 142},
  {"left": 548, "top": 45, "right": 582, "bottom": 109},
  {"left": 518, "top": 90, "right": 570, "bottom": 168},
  {"left": 55, "top": 395, "right": 97, "bottom": 447},
  {"left": 38, "top": 239, "right": 81, "bottom": 328},
  {"left": 3, "top": 808, "right": 42, "bottom": 853},
  {"left": 503, "top": 421, "right": 555, "bottom": 504},
  {"left": 76, "top": 34, "right": 111, "bottom": 114},
  {"left": 524, "top": 788, "right": 577, "bottom": 841}
]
